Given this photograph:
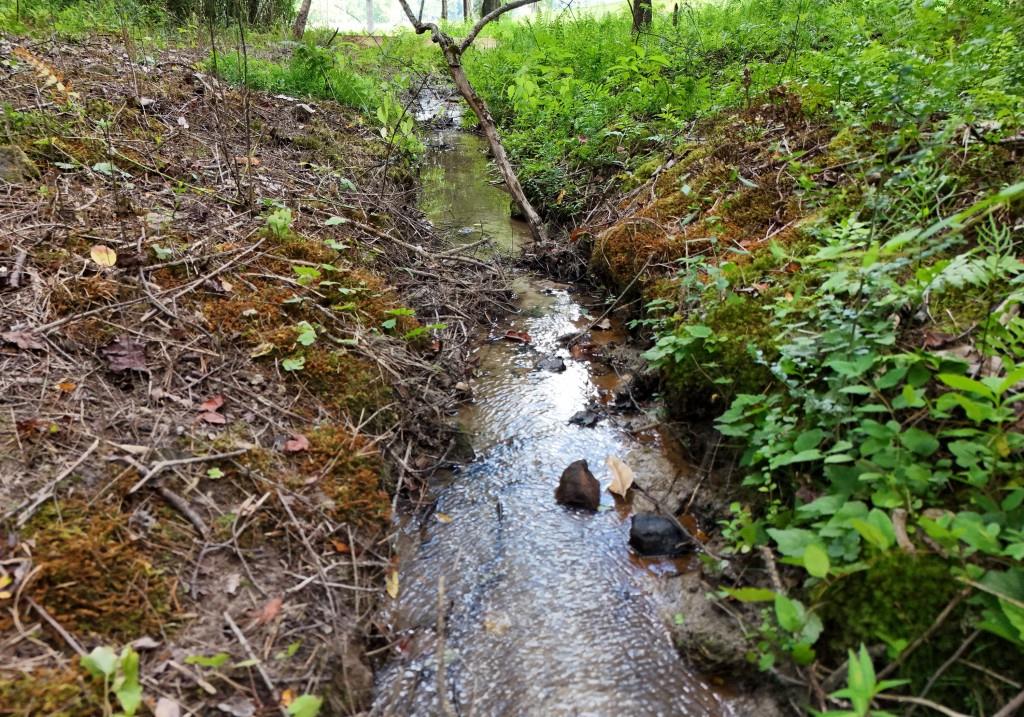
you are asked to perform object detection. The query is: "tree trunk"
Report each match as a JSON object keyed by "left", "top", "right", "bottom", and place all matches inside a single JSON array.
[
  {"left": 481, "top": 0, "right": 500, "bottom": 19},
  {"left": 441, "top": 0, "right": 448, "bottom": 20},
  {"left": 462, "top": 0, "right": 470, "bottom": 21},
  {"left": 632, "top": 0, "right": 652, "bottom": 32},
  {"left": 291, "top": 0, "right": 313, "bottom": 38},
  {"left": 366, "top": 0, "right": 375, "bottom": 32}
]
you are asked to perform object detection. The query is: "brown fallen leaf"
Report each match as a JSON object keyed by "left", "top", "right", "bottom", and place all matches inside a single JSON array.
[
  {"left": 101, "top": 336, "right": 147, "bottom": 372},
  {"left": 503, "top": 330, "right": 531, "bottom": 344},
  {"left": 435, "top": 512, "right": 453, "bottom": 524},
  {"left": 606, "top": 455, "right": 635, "bottom": 497},
  {"left": 330, "top": 539, "right": 351, "bottom": 554},
  {"left": 386, "top": 570, "right": 399, "bottom": 598},
  {"left": 198, "top": 395, "right": 225, "bottom": 412},
  {"left": 253, "top": 596, "right": 283, "bottom": 625},
  {"left": 55, "top": 379, "right": 76, "bottom": 393},
  {"left": 284, "top": 433, "right": 310, "bottom": 452},
  {"left": 198, "top": 411, "right": 227, "bottom": 425},
  {"left": 1, "top": 330, "right": 45, "bottom": 351}
]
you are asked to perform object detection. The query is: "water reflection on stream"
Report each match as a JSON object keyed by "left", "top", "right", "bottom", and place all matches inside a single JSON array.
[{"left": 372, "top": 97, "right": 734, "bottom": 717}]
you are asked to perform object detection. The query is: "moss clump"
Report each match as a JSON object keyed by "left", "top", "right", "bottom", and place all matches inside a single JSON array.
[
  {"left": 0, "top": 664, "right": 103, "bottom": 717},
  {"left": 23, "top": 502, "right": 177, "bottom": 643},
  {"left": 301, "top": 424, "right": 391, "bottom": 530},
  {"left": 661, "top": 293, "right": 777, "bottom": 418},
  {"left": 300, "top": 348, "right": 392, "bottom": 424}
]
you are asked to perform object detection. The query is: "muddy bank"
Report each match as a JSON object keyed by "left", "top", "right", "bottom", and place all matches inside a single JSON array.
[{"left": 0, "top": 36, "right": 504, "bottom": 715}]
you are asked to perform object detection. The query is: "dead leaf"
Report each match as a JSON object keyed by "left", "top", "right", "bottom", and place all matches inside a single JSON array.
[
  {"left": 435, "top": 512, "right": 453, "bottom": 524},
  {"left": 253, "top": 596, "right": 283, "bottom": 625},
  {"left": 385, "top": 570, "right": 399, "bottom": 598},
  {"left": 198, "top": 395, "right": 225, "bottom": 412},
  {"left": 55, "top": 379, "right": 76, "bottom": 392},
  {"left": 198, "top": 411, "right": 227, "bottom": 425},
  {"left": 280, "top": 689, "right": 296, "bottom": 708},
  {"left": 224, "top": 572, "right": 241, "bottom": 595},
  {"left": 503, "top": 330, "right": 531, "bottom": 344},
  {"left": 250, "top": 342, "right": 276, "bottom": 358},
  {"left": 90, "top": 244, "right": 117, "bottom": 267},
  {"left": 130, "top": 636, "right": 161, "bottom": 650},
  {"left": 177, "top": 116, "right": 189, "bottom": 129},
  {"left": 593, "top": 318, "right": 612, "bottom": 331},
  {"left": 217, "top": 696, "right": 256, "bottom": 717},
  {"left": 284, "top": 433, "right": 310, "bottom": 453},
  {"left": 154, "top": 698, "right": 180, "bottom": 717},
  {"left": 2, "top": 330, "right": 45, "bottom": 350},
  {"left": 606, "top": 455, "right": 635, "bottom": 497},
  {"left": 234, "top": 156, "right": 260, "bottom": 166},
  {"left": 101, "top": 336, "right": 147, "bottom": 372},
  {"left": 330, "top": 540, "right": 350, "bottom": 554}
]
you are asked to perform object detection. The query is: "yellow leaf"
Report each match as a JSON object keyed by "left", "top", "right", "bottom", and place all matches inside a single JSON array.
[
  {"left": 385, "top": 570, "right": 399, "bottom": 599},
  {"left": 250, "top": 342, "right": 276, "bottom": 358},
  {"left": 606, "top": 455, "right": 635, "bottom": 497},
  {"left": 280, "top": 688, "right": 296, "bottom": 707},
  {"left": 435, "top": 512, "right": 453, "bottom": 523},
  {"left": 90, "top": 245, "right": 117, "bottom": 267}
]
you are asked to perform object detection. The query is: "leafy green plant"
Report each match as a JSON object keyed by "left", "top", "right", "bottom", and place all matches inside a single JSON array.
[
  {"left": 817, "top": 645, "right": 908, "bottom": 717},
  {"left": 80, "top": 645, "right": 142, "bottom": 717},
  {"left": 265, "top": 207, "right": 293, "bottom": 238}
]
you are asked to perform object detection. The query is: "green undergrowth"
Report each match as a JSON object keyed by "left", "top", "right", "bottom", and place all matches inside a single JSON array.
[{"left": 446, "top": 0, "right": 1024, "bottom": 712}]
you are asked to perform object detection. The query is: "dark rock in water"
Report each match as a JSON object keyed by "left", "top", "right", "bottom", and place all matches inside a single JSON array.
[
  {"left": 509, "top": 201, "right": 526, "bottom": 221},
  {"left": 555, "top": 459, "right": 600, "bottom": 511},
  {"left": 0, "top": 145, "right": 39, "bottom": 184},
  {"left": 536, "top": 355, "right": 566, "bottom": 372},
  {"left": 629, "top": 513, "right": 694, "bottom": 556},
  {"left": 569, "top": 409, "right": 600, "bottom": 427}
]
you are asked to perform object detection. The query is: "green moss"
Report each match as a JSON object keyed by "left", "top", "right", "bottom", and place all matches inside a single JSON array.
[
  {"left": 0, "top": 665, "right": 103, "bottom": 717},
  {"left": 22, "top": 502, "right": 178, "bottom": 643}
]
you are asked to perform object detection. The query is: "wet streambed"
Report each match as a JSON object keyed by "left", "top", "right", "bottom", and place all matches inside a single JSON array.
[{"left": 372, "top": 95, "right": 737, "bottom": 716}]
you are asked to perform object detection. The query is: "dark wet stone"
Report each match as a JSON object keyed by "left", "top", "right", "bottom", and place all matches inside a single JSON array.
[
  {"left": 569, "top": 409, "right": 600, "bottom": 427},
  {"left": 0, "top": 145, "right": 39, "bottom": 184},
  {"left": 555, "top": 459, "right": 599, "bottom": 511},
  {"left": 535, "top": 355, "right": 566, "bottom": 372},
  {"left": 629, "top": 513, "right": 694, "bottom": 557}
]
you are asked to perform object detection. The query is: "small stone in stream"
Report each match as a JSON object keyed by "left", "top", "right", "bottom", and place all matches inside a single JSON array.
[
  {"left": 293, "top": 103, "right": 316, "bottom": 122},
  {"left": 629, "top": 513, "right": 694, "bottom": 557},
  {"left": 569, "top": 409, "right": 600, "bottom": 427},
  {"left": 555, "top": 459, "right": 600, "bottom": 511},
  {"left": 536, "top": 356, "right": 566, "bottom": 372},
  {"left": 0, "top": 145, "right": 40, "bottom": 184},
  {"left": 593, "top": 318, "right": 613, "bottom": 330}
]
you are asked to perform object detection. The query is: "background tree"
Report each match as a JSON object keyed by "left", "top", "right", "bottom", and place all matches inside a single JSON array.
[{"left": 292, "top": 0, "right": 312, "bottom": 37}]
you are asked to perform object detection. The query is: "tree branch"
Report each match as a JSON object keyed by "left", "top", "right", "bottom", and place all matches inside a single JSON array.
[
  {"left": 395, "top": 0, "right": 441, "bottom": 38},
  {"left": 460, "top": 0, "right": 542, "bottom": 52}
]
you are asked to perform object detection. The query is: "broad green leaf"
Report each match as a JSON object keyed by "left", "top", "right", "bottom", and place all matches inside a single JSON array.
[
  {"left": 900, "top": 427, "right": 939, "bottom": 456},
  {"left": 185, "top": 652, "right": 231, "bottom": 668},
  {"left": 803, "top": 543, "right": 831, "bottom": 578},
  {"left": 774, "top": 594, "right": 804, "bottom": 633},
  {"left": 938, "top": 373, "right": 995, "bottom": 399},
  {"left": 721, "top": 586, "right": 776, "bottom": 602},
  {"left": 287, "top": 694, "right": 323, "bottom": 717},
  {"left": 767, "top": 528, "right": 817, "bottom": 557},
  {"left": 81, "top": 646, "right": 118, "bottom": 678}
]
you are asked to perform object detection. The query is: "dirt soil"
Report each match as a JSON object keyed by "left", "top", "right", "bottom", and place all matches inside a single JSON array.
[{"left": 0, "top": 34, "right": 508, "bottom": 716}]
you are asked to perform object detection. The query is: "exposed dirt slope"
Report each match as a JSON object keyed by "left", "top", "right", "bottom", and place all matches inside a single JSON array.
[{"left": 0, "top": 35, "right": 505, "bottom": 716}]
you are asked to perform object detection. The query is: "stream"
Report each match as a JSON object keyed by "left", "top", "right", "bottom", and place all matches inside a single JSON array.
[{"left": 371, "top": 91, "right": 738, "bottom": 716}]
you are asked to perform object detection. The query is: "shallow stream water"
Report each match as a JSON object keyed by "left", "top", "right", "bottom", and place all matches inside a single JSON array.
[{"left": 372, "top": 93, "right": 737, "bottom": 716}]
